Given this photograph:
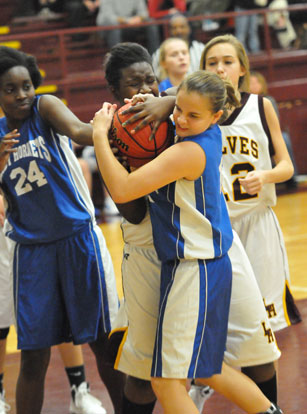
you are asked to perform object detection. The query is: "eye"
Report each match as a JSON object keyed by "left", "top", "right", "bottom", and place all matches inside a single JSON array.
[
  {"left": 128, "top": 82, "right": 140, "bottom": 88},
  {"left": 146, "top": 77, "right": 156, "bottom": 85}
]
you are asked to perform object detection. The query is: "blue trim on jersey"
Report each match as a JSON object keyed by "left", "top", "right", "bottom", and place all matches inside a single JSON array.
[{"left": 167, "top": 184, "right": 185, "bottom": 259}]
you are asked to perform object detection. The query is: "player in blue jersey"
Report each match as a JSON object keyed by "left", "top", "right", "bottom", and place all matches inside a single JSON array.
[
  {"left": 92, "top": 70, "right": 281, "bottom": 414},
  {"left": 0, "top": 46, "right": 124, "bottom": 414}
]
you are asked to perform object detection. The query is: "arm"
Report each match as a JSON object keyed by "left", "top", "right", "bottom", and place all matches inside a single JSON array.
[
  {"left": 39, "top": 94, "right": 94, "bottom": 146},
  {"left": 92, "top": 102, "right": 205, "bottom": 203},
  {"left": 239, "top": 97, "right": 294, "bottom": 195}
]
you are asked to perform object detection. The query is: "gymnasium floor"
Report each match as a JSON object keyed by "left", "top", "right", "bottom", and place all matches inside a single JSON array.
[{"left": 4, "top": 182, "right": 307, "bottom": 414}]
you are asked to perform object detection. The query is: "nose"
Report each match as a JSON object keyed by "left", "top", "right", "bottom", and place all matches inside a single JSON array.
[
  {"left": 177, "top": 114, "right": 187, "bottom": 126},
  {"left": 139, "top": 83, "right": 152, "bottom": 94},
  {"left": 16, "top": 88, "right": 27, "bottom": 100},
  {"left": 216, "top": 62, "right": 224, "bottom": 74}
]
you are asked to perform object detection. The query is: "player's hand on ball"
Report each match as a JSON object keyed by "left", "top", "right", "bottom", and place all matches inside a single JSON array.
[
  {"left": 93, "top": 102, "right": 117, "bottom": 136},
  {"left": 239, "top": 170, "right": 265, "bottom": 195},
  {"left": 122, "top": 94, "right": 165, "bottom": 139}
]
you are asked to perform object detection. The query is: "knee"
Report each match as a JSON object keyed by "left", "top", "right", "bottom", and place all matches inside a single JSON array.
[
  {"left": 151, "top": 377, "right": 165, "bottom": 400},
  {"left": 151, "top": 377, "right": 183, "bottom": 401},
  {"left": 20, "top": 348, "right": 50, "bottom": 379},
  {"left": 242, "top": 362, "right": 276, "bottom": 383},
  {"left": 89, "top": 331, "right": 108, "bottom": 358},
  {"left": 126, "top": 376, "right": 155, "bottom": 401}
]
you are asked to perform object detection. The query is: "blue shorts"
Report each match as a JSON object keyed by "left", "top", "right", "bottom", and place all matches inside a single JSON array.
[
  {"left": 152, "top": 254, "right": 232, "bottom": 379},
  {"left": 13, "top": 223, "right": 119, "bottom": 350}
]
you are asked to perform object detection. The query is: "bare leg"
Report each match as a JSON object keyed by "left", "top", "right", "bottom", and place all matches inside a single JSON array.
[
  {"left": 0, "top": 338, "right": 6, "bottom": 375},
  {"left": 16, "top": 348, "right": 51, "bottom": 414},
  {"left": 151, "top": 377, "right": 198, "bottom": 414},
  {"left": 58, "top": 342, "right": 84, "bottom": 367},
  {"left": 242, "top": 362, "right": 277, "bottom": 404},
  {"left": 89, "top": 332, "right": 125, "bottom": 414},
  {"left": 198, "top": 362, "right": 271, "bottom": 413}
]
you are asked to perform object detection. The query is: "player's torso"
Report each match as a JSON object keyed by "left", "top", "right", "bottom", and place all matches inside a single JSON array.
[
  {"left": 149, "top": 126, "right": 233, "bottom": 262},
  {"left": 0, "top": 97, "right": 94, "bottom": 244},
  {"left": 220, "top": 93, "right": 276, "bottom": 220},
  {"left": 121, "top": 209, "right": 154, "bottom": 248}
]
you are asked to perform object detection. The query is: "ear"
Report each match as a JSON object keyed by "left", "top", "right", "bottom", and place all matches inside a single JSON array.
[
  {"left": 211, "top": 109, "right": 223, "bottom": 125},
  {"left": 239, "top": 65, "right": 247, "bottom": 78}
]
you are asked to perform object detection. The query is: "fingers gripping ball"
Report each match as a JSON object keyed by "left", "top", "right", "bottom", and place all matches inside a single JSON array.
[{"left": 110, "top": 103, "right": 174, "bottom": 168}]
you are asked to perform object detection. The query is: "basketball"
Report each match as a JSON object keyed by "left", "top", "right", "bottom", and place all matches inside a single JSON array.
[{"left": 110, "top": 102, "right": 174, "bottom": 168}]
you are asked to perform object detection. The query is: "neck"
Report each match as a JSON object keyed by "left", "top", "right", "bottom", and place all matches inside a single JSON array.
[{"left": 168, "top": 73, "right": 186, "bottom": 87}]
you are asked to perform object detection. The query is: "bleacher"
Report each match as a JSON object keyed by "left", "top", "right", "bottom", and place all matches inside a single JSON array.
[{"left": 0, "top": 3, "right": 306, "bottom": 175}]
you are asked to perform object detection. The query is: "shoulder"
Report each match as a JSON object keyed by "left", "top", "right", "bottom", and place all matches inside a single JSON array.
[{"left": 38, "top": 94, "right": 63, "bottom": 118}]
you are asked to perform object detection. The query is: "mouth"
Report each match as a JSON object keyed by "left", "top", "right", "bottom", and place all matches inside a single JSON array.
[
  {"left": 18, "top": 100, "right": 30, "bottom": 106},
  {"left": 17, "top": 102, "right": 31, "bottom": 110},
  {"left": 176, "top": 125, "right": 189, "bottom": 133}
]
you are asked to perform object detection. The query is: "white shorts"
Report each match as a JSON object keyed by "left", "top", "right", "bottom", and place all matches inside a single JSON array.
[
  {"left": 225, "top": 231, "right": 281, "bottom": 367},
  {"left": 0, "top": 228, "right": 14, "bottom": 329},
  {"left": 231, "top": 206, "right": 301, "bottom": 332},
  {"left": 112, "top": 232, "right": 280, "bottom": 380}
]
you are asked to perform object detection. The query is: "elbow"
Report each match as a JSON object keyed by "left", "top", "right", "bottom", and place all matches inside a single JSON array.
[
  {"left": 287, "top": 162, "right": 295, "bottom": 180},
  {"left": 111, "top": 191, "right": 132, "bottom": 204}
]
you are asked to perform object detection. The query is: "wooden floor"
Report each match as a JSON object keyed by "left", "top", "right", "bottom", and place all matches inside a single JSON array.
[{"left": 3, "top": 183, "right": 307, "bottom": 414}]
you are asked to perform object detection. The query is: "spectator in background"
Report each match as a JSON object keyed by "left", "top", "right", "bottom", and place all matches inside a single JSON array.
[
  {"left": 158, "top": 37, "right": 190, "bottom": 91},
  {"left": 234, "top": 0, "right": 265, "bottom": 53},
  {"left": 14, "top": 0, "right": 36, "bottom": 17},
  {"left": 152, "top": 13, "right": 205, "bottom": 78},
  {"left": 187, "top": 0, "right": 231, "bottom": 31},
  {"left": 95, "top": 0, "right": 160, "bottom": 54},
  {"left": 65, "top": 0, "right": 100, "bottom": 37},
  {"left": 36, "top": 0, "right": 64, "bottom": 16},
  {"left": 147, "top": 0, "right": 186, "bottom": 19},
  {"left": 249, "top": 71, "right": 298, "bottom": 188},
  {"left": 267, "top": 0, "right": 297, "bottom": 49}
]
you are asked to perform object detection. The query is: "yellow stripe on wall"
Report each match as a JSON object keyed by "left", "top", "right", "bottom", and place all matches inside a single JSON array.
[
  {"left": 0, "top": 26, "right": 10, "bottom": 35},
  {"left": 36, "top": 85, "right": 58, "bottom": 94},
  {"left": 0, "top": 41, "right": 21, "bottom": 49}
]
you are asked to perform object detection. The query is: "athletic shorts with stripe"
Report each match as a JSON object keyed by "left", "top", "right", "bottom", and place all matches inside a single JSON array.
[
  {"left": 111, "top": 231, "right": 281, "bottom": 380},
  {"left": 11, "top": 223, "right": 119, "bottom": 350},
  {"left": 232, "top": 206, "right": 301, "bottom": 332},
  {"left": 0, "top": 228, "right": 14, "bottom": 329}
]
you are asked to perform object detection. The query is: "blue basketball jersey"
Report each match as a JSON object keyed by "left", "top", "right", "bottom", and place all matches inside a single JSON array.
[
  {"left": 149, "top": 125, "right": 233, "bottom": 262},
  {"left": 0, "top": 96, "right": 95, "bottom": 244}
]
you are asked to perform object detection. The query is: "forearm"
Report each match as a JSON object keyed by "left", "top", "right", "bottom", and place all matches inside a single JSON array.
[
  {"left": 93, "top": 129, "right": 132, "bottom": 203},
  {"left": 71, "top": 124, "right": 94, "bottom": 146},
  {"left": 264, "top": 159, "right": 294, "bottom": 184}
]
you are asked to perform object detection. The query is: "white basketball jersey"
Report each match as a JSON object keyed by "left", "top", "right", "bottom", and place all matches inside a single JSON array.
[{"left": 220, "top": 93, "right": 276, "bottom": 220}]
